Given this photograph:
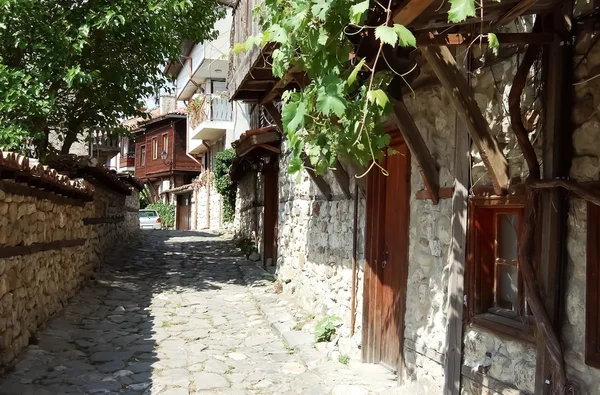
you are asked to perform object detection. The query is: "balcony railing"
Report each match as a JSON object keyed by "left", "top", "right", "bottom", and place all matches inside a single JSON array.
[
  {"left": 119, "top": 153, "right": 135, "bottom": 168},
  {"left": 188, "top": 95, "right": 233, "bottom": 130}
]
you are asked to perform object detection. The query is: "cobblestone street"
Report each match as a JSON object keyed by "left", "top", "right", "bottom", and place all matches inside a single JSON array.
[{"left": 0, "top": 231, "right": 397, "bottom": 395}]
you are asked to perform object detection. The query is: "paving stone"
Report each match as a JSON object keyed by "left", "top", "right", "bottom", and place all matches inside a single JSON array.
[
  {"left": 204, "top": 359, "right": 229, "bottom": 374},
  {"left": 193, "top": 372, "right": 230, "bottom": 390},
  {"left": 0, "top": 231, "right": 398, "bottom": 395},
  {"left": 90, "top": 351, "right": 134, "bottom": 363},
  {"left": 97, "top": 360, "right": 125, "bottom": 373}
]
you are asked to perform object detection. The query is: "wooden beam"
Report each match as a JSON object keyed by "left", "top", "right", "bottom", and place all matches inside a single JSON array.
[
  {"left": 391, "top": 100, "right": 440, "bottom": 204},
  {"left": 534, "top": 10, "right": 572, "bottom": 395},
  {"left": 493, "top": 0, "right": 541, "bottom": 28},
  {"left": 443, "top": 50, "right": 471, "bottom": 395},
  {"left": 260, "top": 67, "right": 298, "bottom": 104},
  {"left": 421, "top": 45, "right": 509, "bottom": 195},
  {"left": 263, "top": 102, "right": 333, "bottom": 200},
  {"left": 392, "top": 0, "right": 435, "bottom": 25},
  {"left": 416, "top": 32, "right": 555, "bottom": 46},
  {"left": 301, "top": 152, "right": 333, "bottom": 200},
  {"left": 415, "top": 187, "right": 454, "bottom": 201},
  {"left": 332, "top": 158, "right": 352, "bottom": 199}
]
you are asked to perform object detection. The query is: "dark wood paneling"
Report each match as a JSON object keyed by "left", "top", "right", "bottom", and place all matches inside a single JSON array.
[
  {"left": 586, "top": 202, "right": 600, "bottom": 368},
  {"left": 0, "top": 239, "right": 87, "bottom": 258},
  {"left": 362, "top": 134, "right": 411, "bottom": 375},
  {"left": 135, "top": 120, "right": 201, "bottom": 182},
  {"left": 0, "top": 180, "right": 88, "bottom": 206},
  {"left": 176, "top": 193, "right": 191, "bottom": 231},
  {"left": 83, "top": 216, "right": 125, "bottom": 225}
]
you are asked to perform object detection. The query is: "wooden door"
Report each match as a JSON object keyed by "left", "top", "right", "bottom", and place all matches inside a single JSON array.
[
  {"left": 176, "top": 193, "right": 191, "bottom": 231},
  {"left": 263, "top": 168, "right": 279, "bottom": 264},
  {"left": 362, "top": 134, "right": 411, "bottom": 374}
]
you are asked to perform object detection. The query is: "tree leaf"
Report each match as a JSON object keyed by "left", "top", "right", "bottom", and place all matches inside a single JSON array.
[
  {"left": 348, "top": 58, "right": 365, "bottom": 86},
  {"left": 375, "top": 25, "right": 397, "bottom": 47},
  {"left": 349, "top": 0, "right": 369, "bottom": 25},
  {"left": 367, "top": 89, "right": 389, "bottom": 109},
  {"left": 393, "top": 24, "right": 416, "bottom": 47},
  {"left": 488, "top": 33, "right": 499, "bottom": 56},
  {"left": 448, "top": 0, "right": 476, "bottom": 23}
]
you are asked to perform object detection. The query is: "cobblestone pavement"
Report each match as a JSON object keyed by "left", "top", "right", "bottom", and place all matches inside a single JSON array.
[{"left": 0, "top": 231, "right": 398, "bottom": 395}]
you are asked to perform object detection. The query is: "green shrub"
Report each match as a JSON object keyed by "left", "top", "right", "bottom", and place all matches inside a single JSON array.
[
  {"left": 146, "top": 202, "right": 175, "bottom": 229},
  {"left": 237, "top": 237, "right": 257, "bottom": 258},
  {"left": 214, "top": 148, "right": 237, "bottom": 223},
  {"left": 314, "top": 315, "right": 340, "bottom": 343},
  {"left": 337, "top": 354, "right": 350, "bottom": 365}
]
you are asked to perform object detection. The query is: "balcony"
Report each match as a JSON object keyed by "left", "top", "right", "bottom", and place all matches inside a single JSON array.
[
  {"left": 187, "top": 95, "right": 233, "bottom": 153},
  {"left": 119, "top": 153, "right": 136, "bottom": 172},
  {"left": 89, "top": 129, "right": 120, "bottom": 164}
]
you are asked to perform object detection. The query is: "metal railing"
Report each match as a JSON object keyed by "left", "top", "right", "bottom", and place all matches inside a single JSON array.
[{"left": 188, "top": 95, "right": 233, "bottom": 130}]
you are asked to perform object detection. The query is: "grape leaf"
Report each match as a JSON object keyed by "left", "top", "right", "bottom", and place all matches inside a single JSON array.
[
  {"left": 316, "top": 74, "right": 346, "bottom": 117},
  {"left": 288, "top": 156, "right": 304, "bottom": 174},
  {"left": 282, "top": 102, "right": 306, "bottom": 133},
  {"left": 367, "top": 89, "right": 389, "bottom": 109},
  {"left": 375, "top": 25, "right": 397, "bottom": 47},
  {"left": 349, "top": 0, "right": 369, "bottom": 25},
  {"left": 488, "top": 33, "right": 499, "bottom": 56},
  {"left": 393, "top": 24, "right": 416, "bottom": 47},
  {"left": 448, "top": 0, "right": 476, "bottom": 23},
  {"left": 348, "top": 58, "right": 365, "bottom": 85}
]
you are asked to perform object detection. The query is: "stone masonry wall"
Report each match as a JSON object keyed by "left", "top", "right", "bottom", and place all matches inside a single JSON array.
[
  {"left": 561, "top": 30, "right": 600, "bottom": 394},
  {"left": 400, "top": 76, "right": 455, "bottom": 393},
  {"left": 196, "top": 182, "right": 223, "bottom": 231},
  {"left": 275, "top": 146, "right": 366, "bottom": 350},
  {"left": 0, "top": 180, "right": 139, "bottom": 369}
]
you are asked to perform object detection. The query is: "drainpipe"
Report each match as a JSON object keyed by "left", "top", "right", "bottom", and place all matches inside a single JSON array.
[{"left": 350, "top": 182, "right": 359, "bottom": 337}]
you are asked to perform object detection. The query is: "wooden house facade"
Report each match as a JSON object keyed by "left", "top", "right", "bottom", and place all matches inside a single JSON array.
[{"left": 227, "top": 1, "right": 600, "bottom": 394}]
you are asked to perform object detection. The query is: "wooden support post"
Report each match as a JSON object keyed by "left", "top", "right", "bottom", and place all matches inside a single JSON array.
[
  {"left": 421, "top": 46, "right": 509, "bottom": 195},
  {"left": 391, "top": 100, "right": 440, "bottom": 204},
  {"left": 443, "top": 50, "right": 471, "bottom": 395},
  {"left": 332, "top": 158, "right": 352, "bottom": 199},
  {"left": 263, "top": 102, "right": 333, "bottom": 200},
  {"left": 534, "top": 11, "right": 572, "bottom": 395}
]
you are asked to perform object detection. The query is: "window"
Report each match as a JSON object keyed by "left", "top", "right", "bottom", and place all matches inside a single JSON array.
[
  {"left": 162, "top": 133, "right": 168, "bottom": 156},
  {"left": 587, "top": 202, "right": 600, "bottom": 367},
  {"left": 466, "top": 197, "right": 534, "bottom": 342},
  {"left": 152, "top": 137, "right": 158, "bottom": 160},
  {"left": 140, "top": 145, "right": 146, "bottom": 166}
]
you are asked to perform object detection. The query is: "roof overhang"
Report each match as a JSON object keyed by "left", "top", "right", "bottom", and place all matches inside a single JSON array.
[{"left": 164, "top": 40, "right": 195, "bottom": 79}]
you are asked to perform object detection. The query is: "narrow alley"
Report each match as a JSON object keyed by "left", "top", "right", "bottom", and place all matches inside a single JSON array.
[{"left": 0, "top": 231, "right": 397, "bottom": 395}]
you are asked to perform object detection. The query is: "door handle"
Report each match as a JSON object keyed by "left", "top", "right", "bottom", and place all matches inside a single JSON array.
[{"left": 381, "top": 243, "right": 389, "bottom": 269}]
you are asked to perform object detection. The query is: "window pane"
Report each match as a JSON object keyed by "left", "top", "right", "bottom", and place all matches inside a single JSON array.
[
  {"left": 497, "top": 264, "right": 518, "bottom": 310},
  {"left": 498, "top": 213, "right": 518, "bottom": 260}
]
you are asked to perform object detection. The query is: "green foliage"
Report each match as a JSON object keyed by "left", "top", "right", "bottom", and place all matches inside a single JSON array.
[
  {"left": 338, "top": 354, "right": 350, "bottom": 365},
  {"left": 214, "top": 149, "right": 237, "bottom": 223},
  {"left": 146, "top": 202, "right": 175, "bottom": 230},
  {"left": 239, "top": 0, "right": 479, "bottom": 175},
  {"left": 237, "top": 237, "right": 258, "bottom": 258},
  {"left": 488, "top": 33, "right": 500, "bottom": 56},
  {"left": 314, "top": 315, "right": 340, "bottom": 343},
  {"left": 0, "top": 0, "right": 224, "bottom": 158}
]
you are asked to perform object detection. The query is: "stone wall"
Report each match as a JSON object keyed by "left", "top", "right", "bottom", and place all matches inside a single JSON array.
[
  {"left": 0, "top": 180, "right": 139, "bottom": 369},
  {"left": 400, "top": 77, "right": 456, "bottom": 392},
  {"left": 195, "top": 182, "right": 223, "bottom": 231},
  {"left": 561, "top": 30, "right": 600, "bottom": 394}
]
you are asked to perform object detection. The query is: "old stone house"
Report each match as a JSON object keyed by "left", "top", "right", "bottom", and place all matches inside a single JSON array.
[{"left": 227, "top": 1, "right": 600, "bottom": 394}]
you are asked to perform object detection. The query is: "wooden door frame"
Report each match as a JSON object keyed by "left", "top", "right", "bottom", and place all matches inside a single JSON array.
[
  {"left": 362, "top": 129, "right": 411, "bottom": 375},
  {"left": 262, "top": 165, "right": 279, "bottom": 264}
]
